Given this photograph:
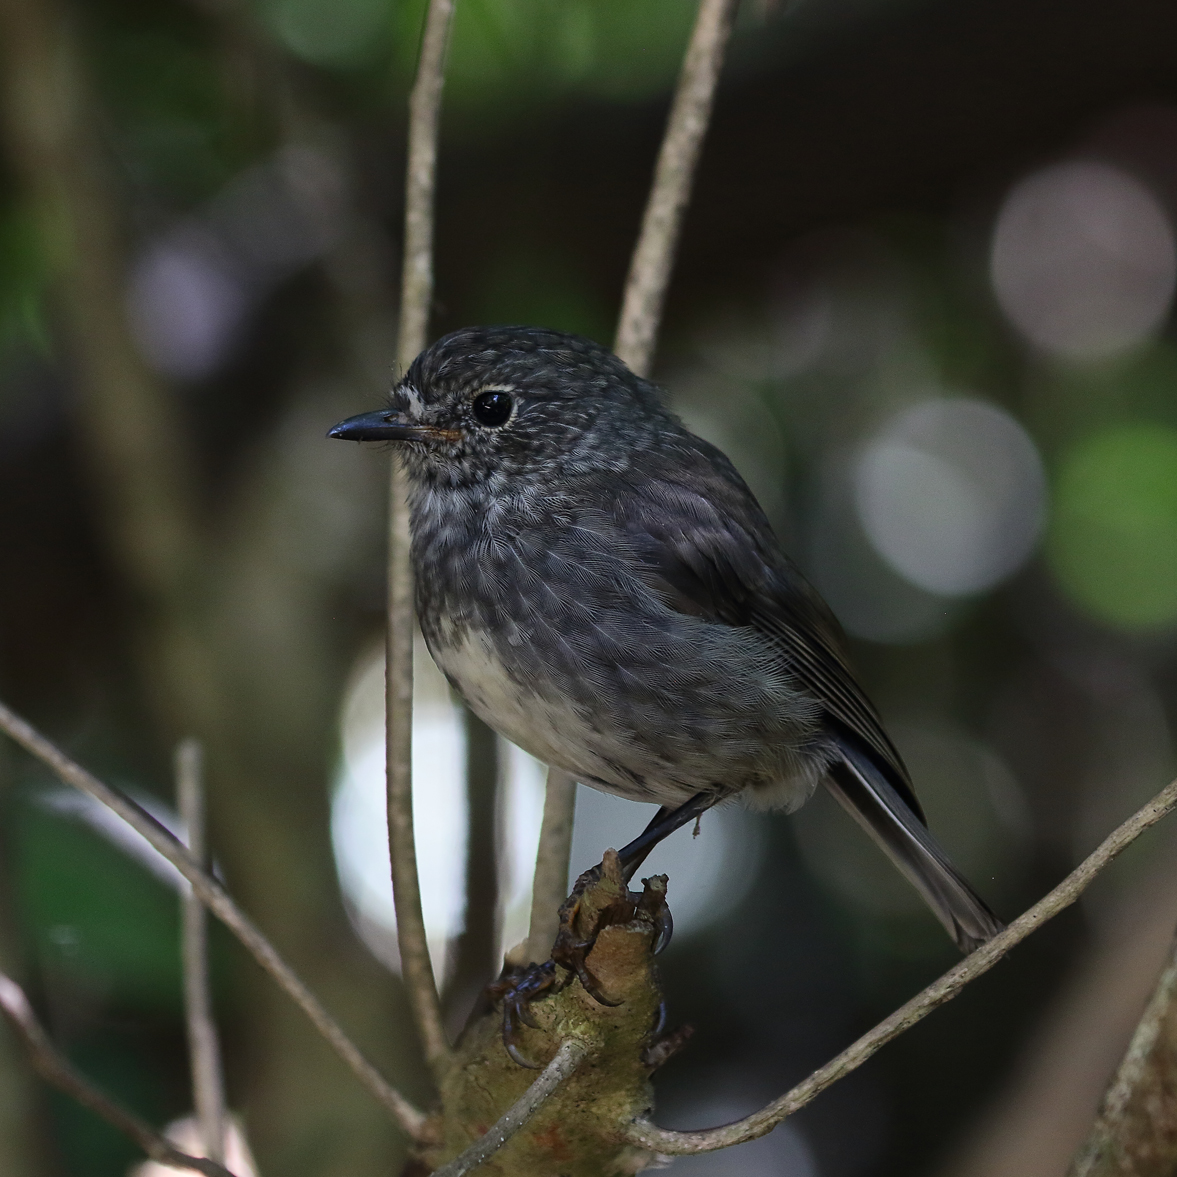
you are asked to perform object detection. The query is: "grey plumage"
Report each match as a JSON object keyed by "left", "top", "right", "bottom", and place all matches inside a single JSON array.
[{"left": 330, "top": 325, "right": 1002, "bottom": 953}]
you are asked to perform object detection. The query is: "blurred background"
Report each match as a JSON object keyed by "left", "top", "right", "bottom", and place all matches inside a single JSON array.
[{"left": 3, "top": 0, "right": 1177, "bottom": 1174}]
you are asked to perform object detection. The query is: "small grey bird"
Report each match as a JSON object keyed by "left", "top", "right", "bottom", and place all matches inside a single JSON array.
[{"left": 330, "top": 325, "right": 1002, "bottom": 954}]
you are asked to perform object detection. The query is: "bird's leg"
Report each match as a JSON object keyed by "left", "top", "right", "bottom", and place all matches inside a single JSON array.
[
  {"left": 552, "top": 793, "right": 713, "bottom": 992},
  {"left": 617, "top": 791, "right": 715, "bottom": 883},
  {"left": 491, "top": 793, "right": 713, "bottom": 1065}
]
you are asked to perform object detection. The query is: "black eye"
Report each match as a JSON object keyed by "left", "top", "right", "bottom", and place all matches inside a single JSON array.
[{"left": 472, "top": 390, "right": 514, "bottom": 427}]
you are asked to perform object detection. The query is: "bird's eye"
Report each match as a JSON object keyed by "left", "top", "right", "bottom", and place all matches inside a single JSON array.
[{"left": 471, "top": 390, "right": 514, "bottom": 427}]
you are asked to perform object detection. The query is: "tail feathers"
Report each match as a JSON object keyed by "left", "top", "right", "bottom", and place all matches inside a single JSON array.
[{"left": 824, "top": 741, "right": 1004, "bottom": 954}]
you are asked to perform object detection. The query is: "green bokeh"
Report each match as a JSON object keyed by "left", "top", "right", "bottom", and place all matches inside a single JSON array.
[
  {"left": 475, "top": 248, "right": 611, "bottom": 343},
  {"left": 0, "top": 204, "right": 50, "bottom": 357},
  {"left": 12, "top": 793, "right": 184, "bottom": 1010},
  {"left": 382, "top": 0, "right": 693, "bottom": 112},
  {"left": 1048, "top": 423, "right": 1177, "bottom": 629},
  {"left": 264, "top": 0, "right": 394, "bottom": 69}
]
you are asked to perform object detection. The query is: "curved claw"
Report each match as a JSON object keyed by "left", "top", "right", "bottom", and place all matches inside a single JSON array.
[
  {"left": 503, "top": 1030, "right": 543, "bottom": 1070},
  {"left": 572, "top": 955, "right": 623, "bottom": 1007},
  {"left": 515, "top": 998, "right": 541, "bottom": 1031},
  {"left": 494, "top": 960, "right": 559, "bottom": 1068},
  {"left": 653, "top": 904, "right": 674, "bottom": 955},
  {"left": 651, "top": 999, "right": 668, "bottom": 1038}
]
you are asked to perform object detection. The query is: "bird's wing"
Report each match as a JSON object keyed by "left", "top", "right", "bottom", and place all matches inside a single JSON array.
[
  {"left": 611, "top": 456, "right": 923, "bottom": 819},
  {"left": 598, "top": 448, "right": 1003, "bottom": 952}
]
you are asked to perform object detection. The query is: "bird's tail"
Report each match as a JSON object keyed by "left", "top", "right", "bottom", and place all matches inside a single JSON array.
[{"left": 824, "top": 736, "right": 1004, "bottom": 954}]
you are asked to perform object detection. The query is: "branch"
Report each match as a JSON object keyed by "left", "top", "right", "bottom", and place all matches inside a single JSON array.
[
  {"left": 387, "top": 0, "right": 457, "bottom": 1085},
  {"left": 430, "top": 1038, "right": 591, "bottom": 1177},
  {"left": 613, "top": 0, "right": 741, "bottom": 377},
  {"left": 525, "top": 769, "right": 577, "bottom": 965},
  {"left": 0, "top": 0, "right": 200, "bottom": 605},
  {"left": 628, "top": 775, "right": 1177, "bottom": 1155},
  {"left": 0, "top": 701, "right": 428, "bottom": 1142},
  {"left": 0, "top": 971, "right": 236, "bottom": 1177},
  {"left": 176, "top": 741, "right": 227, "bottom": 1165},
  {"left": 1069, "top": 929, "right": 1177, "bottom": 1176}
]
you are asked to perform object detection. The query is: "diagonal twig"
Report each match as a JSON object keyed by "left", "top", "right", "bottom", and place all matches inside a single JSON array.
[
  {"left": 431, "top": 1038, "right": 591, "bottom": 1177},
  {"left": 0, "top": 970, "right": 236, "bottom": 1177},
  {"left": 0, "top": 700, "right": 428, "bottom": 1141},
  {"left": 627, "top": 775, "right": 1177, "bottom": 1155},
  {"left": 614, "top": 0, "right": 741, "bottom": 378},
  {"left": 177, "top": 740, "right": 227, "bottom": 1165},
  {"left": 387, "top": 0, "right": 457, "bottom": 1084},
  {"left": 525, "top": 769, "right": 577, "bottom": 965}
]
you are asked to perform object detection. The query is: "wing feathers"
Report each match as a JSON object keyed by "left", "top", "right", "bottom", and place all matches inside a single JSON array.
[{"left": 826, "top": 733, "right": 1003, "bottom": 953}]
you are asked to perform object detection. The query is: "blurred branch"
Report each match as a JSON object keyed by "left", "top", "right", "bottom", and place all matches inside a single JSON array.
[
  {"left": 628, "top": 775, "right": 1177, "bottom": 1155},
  {"left": 431, "top": 1038, "right": 591, "bottom": 1177},
  {"left": 388, "top": 0, "right": 457, "bottom": 1084},
  {"left": 0, "top": 700, "right": 429, "bottom": 1141},
  {"left": 0, "top": 0, "right": 201, "bottom": 603},
  {"left": 614, "top": 0, "right": 741, "bottom": 377},
  {"left": 519, "top": 0, "right": 741, "bottom": 942},
  {"left": 177, "top": 741, "right": 228, "bottom": 1166},
  {"left": 1069, "top": 930, "right": 1177, "bottom": 1176},
  {"left": 525, "top": 769, "right": 577, "bottom": 965},
  {"left": 445, "top": 710, "right": 500, "bottom": 1023},
  {"left": 0, "top": 970, "right": 236, "bottom": 1177}
]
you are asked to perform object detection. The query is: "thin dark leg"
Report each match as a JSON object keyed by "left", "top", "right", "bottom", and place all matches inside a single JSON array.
[{"left": 617, "top": 791, "right": 714, "bottom": 883}]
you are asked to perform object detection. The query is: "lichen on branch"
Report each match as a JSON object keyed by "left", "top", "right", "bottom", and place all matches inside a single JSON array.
[{"left": 415, "top": 854, "right": 683, "bottom": 1176}]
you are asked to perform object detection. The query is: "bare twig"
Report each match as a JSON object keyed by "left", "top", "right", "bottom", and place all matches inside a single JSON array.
[
  {"left": 628, "top": 776, "right": 1177, "bottom": 1154},
  {"left": 525, "top": 769, "right": 577, "bottom": 965},
  {"left": 0, "top": 0, "right": 199, "bottom": 604},
  {"left": 0, "top": 970, "right": 236, "bottom": 1177},
  {"left": 387, "top": 0, "right": 456, "bottom": 1083},
  {"left": 431, "top": 1038, "right": 591, "bottom": 1177},
  {"left": 613, "top": 0, "right": 741, "bottom": 377},
  {"left": 176, "top": 740, "right": 227, "bottom": 1165},
  {"left": 445, "top": 709, "right": 500, "bottom": 1017},
  {"left": 519, "top": 0, "right": 739, "bottom": 955},
  {"left": 0, "top": 701, "right": 428, "bottom": 1141},
  {"left": 1069, "top": 929, "right": 1177, "bottom": 1176}
]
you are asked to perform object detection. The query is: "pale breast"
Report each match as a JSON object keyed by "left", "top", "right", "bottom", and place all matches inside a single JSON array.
[{"left": 427, "top": 624, "right": 675, "bottom": 804}]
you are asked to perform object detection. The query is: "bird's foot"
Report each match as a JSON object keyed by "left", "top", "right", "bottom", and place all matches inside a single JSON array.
[
  {"left": 491, "top": 851, "right": 670, "bottom": 1066},
  {"left": 488, "top": 960, "right": 562, "bottom": 1068}
]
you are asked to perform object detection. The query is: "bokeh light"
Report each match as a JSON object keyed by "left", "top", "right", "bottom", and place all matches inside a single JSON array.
[
  {"left": 1048, "top": 423, "right": 1177, "bottom": 629},
  {"left": 127, "top": 148, "right": 343, "bottom": 380},
  {"left": 991, "top": 160, "right": 1177, "bottom": 361},
  {"left": 331, "top": 639, "right": 766, "bottom": 978},
  {"left": 853, "top": 398, "right": 1047, "bottom": 596},
  {"left": 264, "top": 0, "right": 392, "bottom": 68}
]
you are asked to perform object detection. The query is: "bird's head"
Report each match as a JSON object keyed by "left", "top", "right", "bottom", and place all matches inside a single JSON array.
[{"left": 328, "top": 326, "right": 668, "bottom": 486}]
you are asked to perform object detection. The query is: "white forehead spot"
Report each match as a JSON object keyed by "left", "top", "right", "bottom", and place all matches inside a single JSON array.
[{"left": 400, "top": 384, "right": 424, "bottom": 418}]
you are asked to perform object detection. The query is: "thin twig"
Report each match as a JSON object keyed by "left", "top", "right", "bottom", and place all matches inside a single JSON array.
[
  {"left": 386, "top": 0, "right": 456, "bottom": 1085},
  {"left": 0, "top": 970, "right": 236, "bottom": 1177},
  {"left": 520, "top": 0, "right": 739, "bottom": 944},
  {"left": 613, "top": 0, "right": 741, "bottom": 377},
  {"left": 627, "top": 775, "right": 1177, "bottom": 1155},
  {"left": 525, "top": 769, "right": 577, "bottom": 965},
  {"left": 0, "top": 700, "right": 428, "bottom": 1141},
  {"left": 177, "top": 740, "right": 227, "bottom": 1165},
  {"left": 431, "top": 1038, "right": 591, "bottom": 1177}
]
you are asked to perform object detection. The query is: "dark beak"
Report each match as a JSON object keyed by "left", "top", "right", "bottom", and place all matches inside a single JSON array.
[{"left": 327, "top": 410, "right": 457, "bottom": 443}]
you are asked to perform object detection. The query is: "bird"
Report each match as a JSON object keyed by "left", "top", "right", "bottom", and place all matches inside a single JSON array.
[{"left": 329, "top": 325, "right": 1003, "bottom": 962}]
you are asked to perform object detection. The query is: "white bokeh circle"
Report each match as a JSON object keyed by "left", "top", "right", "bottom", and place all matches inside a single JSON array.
[
  {"left": 854, "top": 398, "right": 1046, "bottom": 596},
  {"left": 990, "top": 159, "right": 1176, "bottom": 360}
]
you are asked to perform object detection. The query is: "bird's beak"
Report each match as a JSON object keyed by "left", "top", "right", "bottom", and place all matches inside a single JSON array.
[{"left": 327, "top": 410, "right": 458, "bottom": 444}]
